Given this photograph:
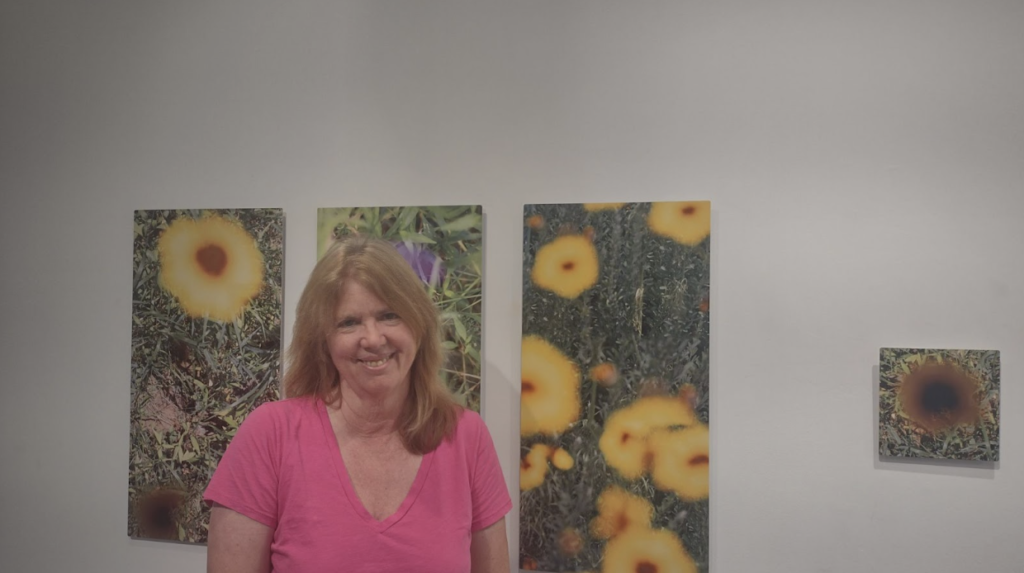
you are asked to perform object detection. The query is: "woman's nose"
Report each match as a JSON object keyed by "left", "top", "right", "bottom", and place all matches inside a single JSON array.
[{"left": 361, "top": 320, "right": 386, "bottom": 347}]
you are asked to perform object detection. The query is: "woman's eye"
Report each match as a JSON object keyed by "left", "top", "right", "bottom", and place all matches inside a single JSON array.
[
  {"left": 337, "top": 318, "right": 358, "bottom": 329},
  {"left": 381, "top": 312, "right": 400, "bottom": 322}
]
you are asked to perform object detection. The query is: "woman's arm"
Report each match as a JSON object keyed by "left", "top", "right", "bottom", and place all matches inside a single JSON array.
[
  {"left": 470, "top": 517, "right": 510, "bottom": 573},
  {"left": 207, "top": 504, "right": 273, "bottom": 573}
]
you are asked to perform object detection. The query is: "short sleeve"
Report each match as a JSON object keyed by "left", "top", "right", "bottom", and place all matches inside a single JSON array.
[
  {"left": 203, "top": 403, "right": 281, "bottom": 528},
  {"left": 465, "top": 412, "right": 513, "bottom": 532}
]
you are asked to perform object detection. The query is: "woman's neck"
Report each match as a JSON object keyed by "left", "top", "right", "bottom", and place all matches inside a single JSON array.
[{"left": 331, "top": 382, "right": 408, "bottom": 440}]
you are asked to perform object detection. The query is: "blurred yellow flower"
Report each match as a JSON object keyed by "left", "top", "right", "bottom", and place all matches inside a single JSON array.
[
  {"left": 557, "top": 527, "right": 585, "bottom": 557},
  {"left": 158, "top": 215, "right": 264, "bottom": 322},
  {"left": 590, "top": 485, "right": 653, "bottom": 540},
  {"left": 520, "top": 443, "right": 552, "bottom": 491},
  {"left": 647, "top": 201, "right": 710, "bottom": 246},
  {"left": 551, "top": 447, "right": 574, "bottom": 471},
  {"left": 599, "top": 396, "right": 697, "bottom": 479},
  {"left": 583, "top": 203, "right": 625, "bottom": 212},
  {"left": 649, "top": 425, "right": 709, "bottom": 501},
  {"left": 589, "top": 362, "right": 620, "bottom": 387},
  {"left": 521, "top": 336, "right": 581, "bottom": 436},
  {"left": 601, "top": 528, "right": 697, "bottom": 573},
  {"left": 530, "top": 235, "right": 599, "bottom": 299}
]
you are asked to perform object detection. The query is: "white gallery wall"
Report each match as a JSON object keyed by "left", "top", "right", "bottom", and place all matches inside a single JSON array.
[{"left": 2, "top": 1, "right": 1022, "bottom": 571}]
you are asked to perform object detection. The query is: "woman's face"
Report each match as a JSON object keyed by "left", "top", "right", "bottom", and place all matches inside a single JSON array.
[{"left": 328, "top": 280, "right": 419, "bottom": 400}]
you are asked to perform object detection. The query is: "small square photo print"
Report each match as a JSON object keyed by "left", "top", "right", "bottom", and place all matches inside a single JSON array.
[{"left": 879, "top": 348, "right": 1000, "bottom": 461}]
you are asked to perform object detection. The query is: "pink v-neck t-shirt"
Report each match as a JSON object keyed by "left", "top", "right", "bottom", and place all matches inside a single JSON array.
[{"left": 203, "top": 397, "right": 512, "bottom": 573}]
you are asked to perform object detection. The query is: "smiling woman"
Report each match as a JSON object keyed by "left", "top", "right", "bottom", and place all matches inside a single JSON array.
[
  {"left": 327, "top": 281, "right": 420, "bottom": 405},
  {"left": 204, "top": 236, "right": 512, "bottom": 573},
  {"left": 285, "top": 237, "right": 455, "bottom": 452}
]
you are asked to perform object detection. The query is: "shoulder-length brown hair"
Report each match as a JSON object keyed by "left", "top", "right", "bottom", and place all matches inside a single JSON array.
[{"left": 285, "top": 236, "right": 460, "bottom": 454}]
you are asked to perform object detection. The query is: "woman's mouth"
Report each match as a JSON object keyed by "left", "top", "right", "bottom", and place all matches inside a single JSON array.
[{"left": 360, "top": 355, "right": 392, "bottom": 368}]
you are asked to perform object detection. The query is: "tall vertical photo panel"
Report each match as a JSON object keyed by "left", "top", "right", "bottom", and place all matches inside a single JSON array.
[
  {"left": 520, "top": 202, "right": 711, "bottom": 573},
  {"left": 129, "top": 209, "right": 284, "bottom": 543},
  {"left": 317, "top": 206, "right": 483, "bottom": 412}
]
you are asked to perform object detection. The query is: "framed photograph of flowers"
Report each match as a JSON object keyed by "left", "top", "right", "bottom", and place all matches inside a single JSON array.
[
  {"left": 317, "top": 205, "right": 483, "bottom": 412},
  {"left": 520, "top": 202, "right": 711, "bottom": 573},
  {"left": 129, "top": 209, "right": 283, "bottom": 542},
  {"left": 879, "top": 347, "right": 1000, "bottom": 461}
]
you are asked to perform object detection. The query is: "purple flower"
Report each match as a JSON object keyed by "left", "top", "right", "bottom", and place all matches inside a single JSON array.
[{"left": 392, "top": 241, "right": 445, "bottom": 286}]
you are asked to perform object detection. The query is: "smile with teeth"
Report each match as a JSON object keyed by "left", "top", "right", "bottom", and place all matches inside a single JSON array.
[{"left": 360, "top": 354, "right": 393, "bottom": 368}]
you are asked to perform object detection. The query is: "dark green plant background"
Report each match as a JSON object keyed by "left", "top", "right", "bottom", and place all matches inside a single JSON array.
[
  {"left": 129, "top": 208, "right": 283, "bottom": 543},
  {"left": 318, "top": 205, "right": 483, "bottom": 412},
  {"left": 879, "top": 347, "right": 1000, "bottom": 461},
  {"left": 520, "top": 203, "right": 710, "bottom": 573}
]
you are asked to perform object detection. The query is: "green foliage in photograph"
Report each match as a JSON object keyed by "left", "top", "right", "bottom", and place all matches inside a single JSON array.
[
  {"left": 520, "top": 202, "right": 711, "bottom": 573},
  {"left": 129, "top": 208, "right": 283, "bottom": 543},
  {"left": 879, "top": 347, "right": 1000, "bottom": 461},
  {"left": 318, "top": 205, "right": 483, "bottom": 412}
]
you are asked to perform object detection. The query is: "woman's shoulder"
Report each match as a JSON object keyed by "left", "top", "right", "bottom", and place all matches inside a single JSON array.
[
  {"left": 449, "top": 407, "right": 492, "bottom": 445},
  {"left": 240, "top": 395, "right": 321, "bottom": 429},
  {"left": 454, "top": 406, "right": 482, "bottom": 429}
]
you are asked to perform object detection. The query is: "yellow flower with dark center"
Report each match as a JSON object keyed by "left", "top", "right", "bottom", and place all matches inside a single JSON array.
[
  {"left": 897, "top": 361, "right": 981, "bottom": 434},
  {"left": 584, "top": 203, "right": 625, "bottom": 212},
  {"left": 551, "top": 447, "right": 574, "bottom": 470},
  {"left": 589, "top": 485, "right": 653, "bottom": 540},
  {"left": 601, "top": 528, "right": 697, "bottom": 573},
  {"left": 647, "top": 201, "right": 710, "bottom": 246},
  {"left": 158, "top": 215, "right": 264, "bottom": 322},
  {"left": 530, "top": 235, "right": 599, "bottom": 299},
  {"left": 648, "top": 425, "right": 709, "bottom": 501},
  {"left": 520, "top": 443, "right": 552, "bottom": 491},
  {"left": 599, "top": 396, "right": 697, "bottom": 479},
  {"left": 521, "top": 336, "right": 581, "bottom": 436}
]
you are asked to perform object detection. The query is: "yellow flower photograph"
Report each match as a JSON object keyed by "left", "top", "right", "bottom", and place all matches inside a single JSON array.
[
  {"left": 521, "top": 336, "right": 581, "bottom": 436},
  {"left": 158, "top": 214, "right": 265, "bottom": 322},
  {"left": 589, "top": 485, "right": 653, "bottom": 540},
  {"left": 521, "top": 202, "right": 710, "bottom": 571},
  {"left": 551, "top": 447, "right": 575, "bottom": 471},
  {"left": 520, "top": 444, "right": 553, "bottom": 491},
  {"left": 558, "top": 527, "right": 585, "bottom": 557},
  {"left": 530, "top": 235, "right": 599, "bottom": 299},
  {"left": 602, "top": 528, "right": 697, "bottom": 573},
  {"left": 131, "top": 208, "right": 283, "bottom": 543},
  {"left": 599, "top": 396, "right": 698, "bottom": 479},
  {"left": 647, "top": 201, "right": 711, "bottom": 246},
  {"left": 648, "top": 425, "right": 710, "bottom": 501},
  {"left": 589, "top": 362, "right": 620, "bottom": 387},
  {"left": 583, "top": 203, "right": 625, "bottom": 212}
]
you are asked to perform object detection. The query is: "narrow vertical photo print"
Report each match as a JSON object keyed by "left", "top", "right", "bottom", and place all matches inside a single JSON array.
[
  {"left": 129, "top": 208, "right": 284, "bottom": 543},
  {"left": 317, "top": 205, "right": 483, "bottom": 412},
  {"left": 879, "top": 347, "right": 1000, "bottom": 461},
  {"left": 520, "top": 202, "right": 711, "bottom": 573}
]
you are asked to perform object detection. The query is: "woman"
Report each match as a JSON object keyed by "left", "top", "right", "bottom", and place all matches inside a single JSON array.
[{"left": 204, "top": 237, "right": 511, "bottom": 573}]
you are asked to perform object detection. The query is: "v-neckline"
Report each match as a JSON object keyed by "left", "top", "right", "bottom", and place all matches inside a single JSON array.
[{"left": 318, "top": 400, "right": 435, "bottom": 532}]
